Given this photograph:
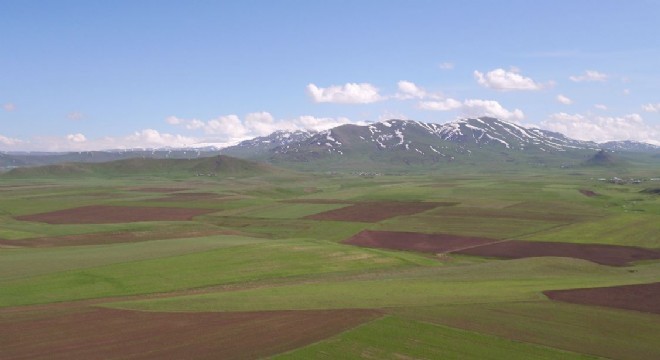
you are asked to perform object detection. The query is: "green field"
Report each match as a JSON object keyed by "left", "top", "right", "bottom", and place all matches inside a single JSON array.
[{"left": 1, "top": 167, "right": 659, "bottom": 359}]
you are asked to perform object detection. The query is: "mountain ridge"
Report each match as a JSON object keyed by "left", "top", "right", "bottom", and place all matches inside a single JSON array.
[{"left": 2, "top": 117, "right": 658, "bottom": 171}]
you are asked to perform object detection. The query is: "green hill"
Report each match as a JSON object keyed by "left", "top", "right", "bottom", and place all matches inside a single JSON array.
[{"left": 2, "top": 155, "right": 286, "bottom": 179}]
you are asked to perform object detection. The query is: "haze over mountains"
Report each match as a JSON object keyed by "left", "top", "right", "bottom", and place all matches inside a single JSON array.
[{"left": 2, "top": 117, "right": 658, "bottom": 171}]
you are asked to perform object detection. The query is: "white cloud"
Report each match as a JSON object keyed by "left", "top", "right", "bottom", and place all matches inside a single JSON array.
[
  {"left": 397, "top": 81, "right": 426, "bottom": 99},
  {"left": 244, "top": 111, "right": 280, "bottom": 135},
  {"left": 462, "top": 99, "right": 525, "bottom": 121},
  {"left": 0, "top": 134, "right": 22, "bottom": 146},
  {"left": 557, "top": 94, "right": 573, "bottom": 105},
  {"left": 418, "top": 98, "right": 462, "bottom": 111},
  {"left": 377, "top": 110, "right": 409, "bottom": 122},
  {"left": 205, "top": 114, "right": 247, "bottom": 138},
  {"left": 166, "top": 116, "right": 183, "bottom": 125},
  {"left": 123, "top": 129, "right": 196, "bottom": 148},
  {"left": 167, "top": 112, "right": 356, "bottom": 145},
  {"left": 1, "top": 129, "right": 200, "bottom": 152},
  {"left": 594, "top": 104, "right": 608, "bottom": 110},
  {"left": 3, "top": 103, "right": 16, "bottom": 112},
  {"left": 418, "top": 98, "right": 525, "bottom": 121},
  {"left": 642, "top": 103, "right": 660, "bottom": 112},
  {"left": 623, "top": 89, "right": 631, "bottom": 95},
  {"left": 439, "top": 62, "right": 454, "bottom": 70},
  {"left": 569, "top": 70, "right": 608, "bottom": 82},
  {"left": 395, "top": 80, "right": 442, "bottom": 100},
  {"left": 67, "top": 111, "right": 84, "bottom": 121},
  {"left": 294, "top": 115, "right": 353, "bottom": 130},
  {"left": 542, "top": 112, "right": 659, "bottom": 145},
  {"left": 474, "top": 68, "right": 543, "bottom": 91},
  {"left": 66, "top": 133, "right": 87, "bottom": 143},
  {"left": 306, "top": 82, "right": 383, "bottom": 103}
]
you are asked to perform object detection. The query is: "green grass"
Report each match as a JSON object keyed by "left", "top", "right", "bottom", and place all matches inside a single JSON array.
[
  {"left": 391, "top": 302, "right": 660, "bottom": 360},
  {"left": 0, "top": 235, "right": 269, "bottom": 281},
  {"left": 0, "top": 239, "right": 437, "bottom": 307},
  {"left": 375, "top": 213, "right": 563, "bottom": 239},
  {"left": 0, "top": 218, "right": 221, "bottom": 240},
  {"left": 521, "top": 213, "right": 660, "bottom": 248},
  {"left": 275, "top": 316, "right": 596, "bottom": 359},
  {"left": 1, "top": 172, "right": 659, "bottom": 359},
  {"left": 107, "top": 258, "right": 660, "bottom": 312}
]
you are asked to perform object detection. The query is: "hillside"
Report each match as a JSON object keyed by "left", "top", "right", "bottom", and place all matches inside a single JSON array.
[{"left": 2, "top": 155, "right": 285, "bottom": 179}]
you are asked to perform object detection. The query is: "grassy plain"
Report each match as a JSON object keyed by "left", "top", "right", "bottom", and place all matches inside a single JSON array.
[{"left": 1, "top": 166, "right": 659, "bottom": 359}]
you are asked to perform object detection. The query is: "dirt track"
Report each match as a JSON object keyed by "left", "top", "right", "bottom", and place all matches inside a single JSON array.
[
  {"left": 0, "top": 307, "right": 380, "bottom": 360},
  {"left": 343, "top": 230, "right": 660, "bottom": 266},
  {"left": 544, "top": 282, "right": 660, "bottom": 314},
  {"left": 15, "top": 205, "right": 216, "bottom": 224},
  {"left": 306, "top": 202, "right": 443, "bottom": 222}
]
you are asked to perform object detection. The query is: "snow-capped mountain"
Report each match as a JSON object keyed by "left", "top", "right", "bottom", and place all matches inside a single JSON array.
[
  {"left": 220, "top": 117, "right": 657, "bottom": 168},
  {"left": 4, "top": 117, "right": 657, "bottom": 170},
  {"left": 265, "top": 118, "right": 596, "bottom": 157},
  {"left": 221, "top": 130, "right": 316, "bottom": 158}
]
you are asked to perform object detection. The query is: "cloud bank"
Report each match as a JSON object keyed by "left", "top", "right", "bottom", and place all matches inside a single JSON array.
[
  {"left": 306, "top": 83, "right": 383, "bottom": 103},
  {"left": 542, "top": 112, "right": 659, "bottom": 145},
  {"left": 474, "top": 68, "right": 544, "bottom": 91}
]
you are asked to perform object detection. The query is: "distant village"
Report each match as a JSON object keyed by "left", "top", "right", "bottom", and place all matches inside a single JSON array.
[{"left": 597, "top": 177, "right": 660, "bottom": 185}]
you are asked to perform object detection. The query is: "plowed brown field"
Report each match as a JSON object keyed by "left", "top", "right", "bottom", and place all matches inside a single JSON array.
[
  {"left": 343, "top": 231, "right": 660, "bottom": 266},
  {"left": 305, "top": 202, "right": 442, "bottom": 222},
  {"left": 344, "top": 230, "right": 499, "bottom": 253},
  {"left": 0, "top": 307, "right": 381, "bottom": 360},
  {"left": 544, "top": 282, "right": 660, "bottom": 314}
]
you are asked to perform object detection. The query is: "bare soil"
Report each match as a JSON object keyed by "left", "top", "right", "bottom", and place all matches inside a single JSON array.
[
  {"left": 454, "top": 240, "right": 660, "bottom": 266},
  {"left": 344, "top": 230, "right": 499, "bottom": 253},
  {"left": 305, "top": 202, "right": 443, "bottom": 222},
  {"left": 579, "top": 189, "right": 598, "bottom": 197},
  {"left": 544, "top": 282, "right": 660, "bottom": 314},
  {"left": 15, "top": 205, "right": 216, "bottom": 224},
  {"left": 0, "top": 307, "right": 381, "bottom": 360},
  {"left": 342, "top": 231, "right": 660, "bottom": 266}
]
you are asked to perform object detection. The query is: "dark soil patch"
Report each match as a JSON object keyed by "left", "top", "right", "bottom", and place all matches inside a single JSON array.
[
  {"left": 428, "top": 206, "right": 592, "bottom": 222},
  {"left": 641, "top": 188, "right": 660, "bottom": 195},
  {"left": 0, "top": 307, "right": 382, "bottom": 360},
  {"left": 16, "top": 205, "right": 216, "bottom": 224},
  {"left": 343, "top": 231, "right": 660, "bottom": 266},
  {"left": 579, "top": 189, "right": 598, "bottom": 197},
  {"left": 544, "top": 282, "right": 660, "bottom": 314},
  {"left": 305, "top": 202, "right": 446, "bottom": 222},
  {"left": 344, "top": 230, "right": 499, "bottom": 253},
  {"left": 455, "top": 240, "right": 660, "bottom": 266},
  {"left": 0, "top": 229, "right": 242, "bottom": 248}
]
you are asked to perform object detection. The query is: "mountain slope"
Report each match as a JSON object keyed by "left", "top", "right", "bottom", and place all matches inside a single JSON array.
[{"left": 3, "top": 155, "right": 285, "bottom": 178}]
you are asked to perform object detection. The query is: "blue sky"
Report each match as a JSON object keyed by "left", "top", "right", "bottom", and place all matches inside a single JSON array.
[{"left": 1, "top": 0, "right": 659, "bottom": 150}]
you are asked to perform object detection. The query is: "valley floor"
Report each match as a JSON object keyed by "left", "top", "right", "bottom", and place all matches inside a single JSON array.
[{"left": 1, "top": 171, "right": 659, "bottom": 359}]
